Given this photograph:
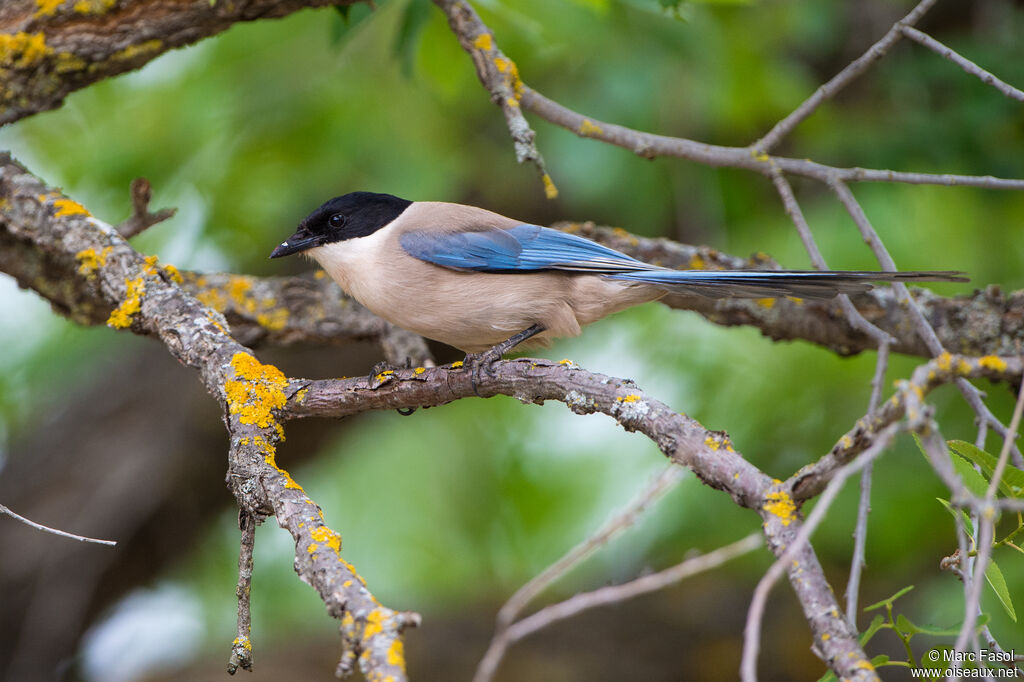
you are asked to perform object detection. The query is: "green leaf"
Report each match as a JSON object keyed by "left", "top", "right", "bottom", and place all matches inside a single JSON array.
[
  {"left": 895, "top": 614, "right": 962, "bottom": 636},
  {"left": 984, "top": 559, "right": 1017, "bottom": 622},
  {"left": 865, "top": 584, "right": 915, "bottom": 612},
  {"left": 937, "top": 497, "right": 974, "bottom": 538},
  {"left": 949, "top": 440, "right": 1024, "bottom": 498},
  {"left": 859, "top": 614, "right": 888, "bottom": 646},
  {"left": 914, "top": 434, "right": 988, "bottom": 498},
  {"left": 871, "top": 655, "right": 893, "bottom": 667}
]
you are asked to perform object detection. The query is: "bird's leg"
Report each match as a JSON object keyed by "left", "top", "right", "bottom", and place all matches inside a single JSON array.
[{"left": 462, "top": 324, "right": 545, "bottom": 395}]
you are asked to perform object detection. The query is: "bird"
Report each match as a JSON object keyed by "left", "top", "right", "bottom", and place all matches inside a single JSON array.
[{"left": 270, "top": 191, "right": 966, "bottom": 359}]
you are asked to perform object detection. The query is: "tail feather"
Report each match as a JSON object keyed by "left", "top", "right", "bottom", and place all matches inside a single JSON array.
[{"left": 607, "top": 270, "right": 968, "bottom": 300}]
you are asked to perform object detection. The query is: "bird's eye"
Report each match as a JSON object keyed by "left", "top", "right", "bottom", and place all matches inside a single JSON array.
[{"left": 328, "top": 213, "right": 347, "bottom": 229}]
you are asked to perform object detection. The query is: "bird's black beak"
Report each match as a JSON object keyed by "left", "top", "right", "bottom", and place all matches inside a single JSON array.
[{"left": 269, "top": 230, "right": 319, "bottom": 259}]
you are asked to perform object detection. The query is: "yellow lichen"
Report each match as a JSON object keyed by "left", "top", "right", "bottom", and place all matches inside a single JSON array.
[
  {"left": 224, "top": 353, "right": 288, "bottom": 428},
  {"left": 756, "top": 298, "right": 775, "bottom": 309},
  {"left": 295, "top": 388, "right": 308, "bottom": 403},
  {"left": 311, "top": 525, "right": 342, "bottom": 554},
  {"left": 107, "top": 276, "right": 145, "bottom": 329},
  {"left": 750, "top": 149, "right": 770, "bottom": 162},
  {"left": 256, "top": 308, "right": 289, "bottom": 331},
  {"left": 53, "top": 198, "right": 90, "bottom": 218},
  {"left": 764, "top": 489, "right": 796, "bottom": 526},
  {"left": 689, "top": 254, "right": 706, "bottom": 270},
  {"left": 413, "top": 367, "right": 426, "bottom": 375},
  {"left": 196, "top": 287, "right": 228, "bottom": 312},
  {"left": 979, "top": 355, "right": 1007, "bottom": 372},
  {"left": 34, "top": 0, "right": 64, "bottom": 18},
  {"left": 0, "top": 32, "right": 51, "bottom": 69},
  {"left": 314, "top": 269, "right": 326, "bottom": 280},
  {"left": 232, "top": 636, "right": 252, "bottom": 651},
  {"left": 839, "top": 434, "right": 853, "bottom": 449},
  {"left": 617, "top": 394, "right": 640, "bottom": 403},
  {"left": 936, "top": 351, "right": 953, "bottom": 372},
  {"left": 75, "top": 246, "right": 111, "bottom": 276},
  {"left": 363, "top": 609, "right": 385, "bottom": 640},
  {"left": 54, "top": 51, "right": 86, "bottom": 73},
  {"left": 578, "top": 119, "right": 604, "bottom": 137},
  {"left": 109, "top": 39, "right": 162, "bottom": 61},
  {"left": 72, "top": 0, "right": 116, "bottom": 13},
  {"left": 493, "top": 56, "right": 524, "bottom": 100},
  {"left": 162, "top": 264, "right": 183, "bottom": 284},
  {"left": 307, "top": 543, "right": 319, "bottom": 554},
  {"left": 451, "top": 361, "right": 464, "bottom": 368},
  {"left": 472, "top": 33, "right": 493, "bottom": 51},
  {"left": 542, "top": 173, "right": 558, "bottom": 199},
  {"left": 387, "top": 639, "right": 405, "bottom": 667}
]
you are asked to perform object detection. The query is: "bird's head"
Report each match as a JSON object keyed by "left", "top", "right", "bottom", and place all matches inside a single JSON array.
[{"left": 270, "top": 191, "right": 412, "bottom": 259}]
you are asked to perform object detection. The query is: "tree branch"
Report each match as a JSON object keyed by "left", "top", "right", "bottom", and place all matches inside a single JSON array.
[
  {"left": 0, "top": 0, "right": 349, "bottom": 126},
  {"left": 0, "top": 154, "right": 414, "bottom": 681}
]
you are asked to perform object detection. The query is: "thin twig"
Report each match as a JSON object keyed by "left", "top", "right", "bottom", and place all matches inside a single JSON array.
[
  {"left": 741, "top": 424, "right": 902, "bottom": 682},
  {"left": 845, "top": 341, "right": 890, "bottom": 624},
  {"left": 954, "top": 377, "right": 1024, "bottom": 661},
  {"left": 753, "top": 0, "right": 938, "bottom": 152},
  {"left": 475, "top": 465, "right": 686, "bottom": 682},
  {"left": 116, "top": 178, "right": 177, "bottom": 239},
  {"left": 0, "top": 502, "right": 117, "bottom": 546},
  {"left": 900, "top": 26, "right": 1024, "bottom": 102},
  {"left": 227, "top": 510, "right": 257, "bottom": 675},
  {"left": 828, "top": 178, "right": 1024, "bottom": 467},
  {"left": 485, "top": 533, "right": 761, "bottom": 681}
]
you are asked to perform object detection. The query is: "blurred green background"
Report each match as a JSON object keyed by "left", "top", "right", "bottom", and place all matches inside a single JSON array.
[{"left": 1, "top": 0, "right": 1023, "bottom": 679}]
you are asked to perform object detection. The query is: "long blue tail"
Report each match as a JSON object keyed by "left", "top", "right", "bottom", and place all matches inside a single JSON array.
[{"left": 607, "top": 269, "right": 968, "bottom": 299}]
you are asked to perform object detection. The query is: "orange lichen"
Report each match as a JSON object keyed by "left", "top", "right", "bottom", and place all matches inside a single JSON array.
[
  {"left": 224, "top": 353, "right": 288, "bottom": 428},
  {"left": 53, "top": 197, "right": 90, "bottom": 217},
  {"left": 107, "top": 276, "right": 145, "bottom": 329}
]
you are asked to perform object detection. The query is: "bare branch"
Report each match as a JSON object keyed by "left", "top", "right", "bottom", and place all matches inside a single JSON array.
[
  {"left": 476, "top": 465, "right": 686, "bottom": 682},
  {"left": 227, "top": 511, "right": 256, "bottom": 675},
  {"left": 742, "top": 424, "right": 902, "bottom": 682},
  {"left": 0, "top": 502, "right": 116, "bottom": 546},
  {"left": 519, "top": 86, "right": 1024, "bottom": 191},
  {"left": 829, "top": 179, "right": 1023, "bottom": 467},
  {"left": 752, "top": 0, "right": 938, "bottom": 152},
  {"left": 116, "top": 178, "right": 177, "bottom": 239},
  {"left": 478, "top": 533, "right": 761, "bottom": 682},
  {"left": 900, "top": 26, "right": 1024, "bottom": 102}
]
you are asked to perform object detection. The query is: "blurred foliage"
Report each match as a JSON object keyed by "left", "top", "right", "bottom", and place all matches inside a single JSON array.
[{"left": 1, "top": 0, "right": 1023, "bottom": 676}]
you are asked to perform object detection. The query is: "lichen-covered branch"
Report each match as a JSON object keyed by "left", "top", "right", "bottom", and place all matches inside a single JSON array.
[
  {"left": 0, "top": 154, "right": 413, "bottom": 681},
  {"left": 0, "top": 0, "right": 349, "bottom": 126},
  {"left": 431, "top": 0, "right": 557, "bottom": 198}
]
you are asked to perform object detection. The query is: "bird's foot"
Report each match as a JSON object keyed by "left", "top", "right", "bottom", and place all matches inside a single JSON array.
[{"left": 460, "top": 324, "right": 545, "bottom": 396}]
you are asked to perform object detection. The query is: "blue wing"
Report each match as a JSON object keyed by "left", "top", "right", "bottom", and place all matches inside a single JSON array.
[
  {"left": 399, "top": 224, "right": 966, "bottom": 299},
  {"left": 399, "top": 224, "right": 653, "bottom": 273}
]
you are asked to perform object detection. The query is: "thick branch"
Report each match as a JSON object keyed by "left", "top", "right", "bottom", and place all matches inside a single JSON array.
[
  {"left": 0, "top": 154, "right": 413, "bottom": 680},
  {"left": 0, "top": 0, "right": 347, "bottom": 126}
]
